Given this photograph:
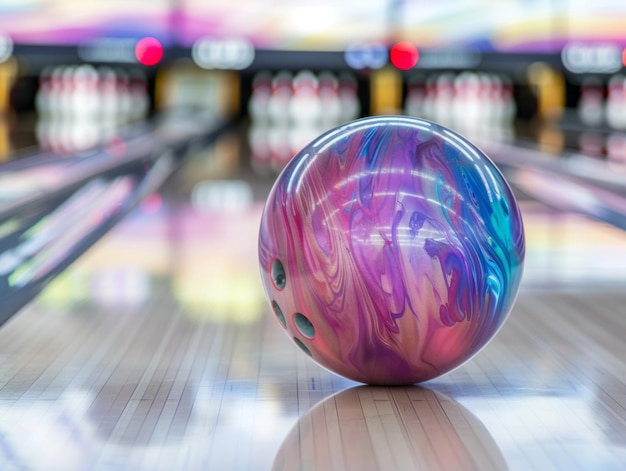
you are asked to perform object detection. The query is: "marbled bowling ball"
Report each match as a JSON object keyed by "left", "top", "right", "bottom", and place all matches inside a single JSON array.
[{"left": 258, "top": 116, "right": 525, "bottom": 385}]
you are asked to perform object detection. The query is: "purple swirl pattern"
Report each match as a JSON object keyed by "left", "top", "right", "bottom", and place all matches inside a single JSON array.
[{"left": 259, "top": 116, "right": 525, "bottom": 385}]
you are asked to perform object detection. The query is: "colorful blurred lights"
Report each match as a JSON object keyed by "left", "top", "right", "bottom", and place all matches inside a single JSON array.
[
  {"left": 135, "top": 37, "right": 163, "bottom": 66},
  {"left": 390, "top": 42, "right": 419, "bottom": 70},
  {"left": 140, "top": 193, "right": 163, "bottom": 214}
]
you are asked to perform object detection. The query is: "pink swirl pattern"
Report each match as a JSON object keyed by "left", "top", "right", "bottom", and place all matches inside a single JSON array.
[{"left": 259, "top": 116, "right": 525, "bottom": 385}]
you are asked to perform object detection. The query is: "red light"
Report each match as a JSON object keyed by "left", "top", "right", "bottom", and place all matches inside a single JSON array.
[
  {"left": 623, "top": 48, "right": 626, "bottom": 67},
  {"left": 390, "top": 41, "right": 419, "bottom": 71},
  {"left": 135, "top": 37, "right": 163, "bottom": 66}
]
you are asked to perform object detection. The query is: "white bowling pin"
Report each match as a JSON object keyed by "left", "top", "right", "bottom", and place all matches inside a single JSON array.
[
  {"left": 606, "top": 74, "right": 626, "bottom": 130},
  {"left": 248, "top": 71, "right": 273, "bottom": 124},
  {"left": 404, "top": 74, "right": 426, "bottom": 118},
  {"left": 289, "top": 70, "right": 321, "bottom": 126},
  {"left": 268, "top": 71, "right": 293, "bottom": 125},
  {"left": 578, "top": 77, "right": 604, "bottom": 127}
]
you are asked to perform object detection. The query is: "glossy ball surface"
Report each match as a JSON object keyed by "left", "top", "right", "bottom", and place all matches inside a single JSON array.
[{"left": 259, "top": 116, "right": 525, "bottom": 385}]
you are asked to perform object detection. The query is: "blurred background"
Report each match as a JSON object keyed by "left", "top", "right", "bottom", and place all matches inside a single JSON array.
[
  {"left": 0, "top": 0, "right": 624, "bottom": 162},
  {"left": 1, "top": 2, "right": 626, "bottom": 470}
]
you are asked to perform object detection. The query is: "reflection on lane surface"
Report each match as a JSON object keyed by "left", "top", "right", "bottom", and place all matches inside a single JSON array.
[{"left": 273, "top": 386, "right": 508, "bottom": 471}]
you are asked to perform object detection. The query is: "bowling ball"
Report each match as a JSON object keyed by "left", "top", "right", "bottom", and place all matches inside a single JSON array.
[{"left": 258, "top": 116, "right": 525, "bottom": 385}]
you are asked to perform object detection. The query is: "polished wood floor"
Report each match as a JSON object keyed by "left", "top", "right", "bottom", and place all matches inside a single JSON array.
[{"left": 1, "top": 147, "right": 626, "bottom": 470}]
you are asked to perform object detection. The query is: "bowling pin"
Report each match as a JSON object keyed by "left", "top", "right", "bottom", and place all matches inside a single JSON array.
[
  {"left": 452, "top": 72, "right": 480, "bottom": 129},
  {"left": 288, "top": 70, "right": 321, "bottom": 126},
  {"left": 71, "top": 65, "right": 100, "bottom": 121},
  {"left": 404, "top": 74, "right": 426, "bottom": 118},
  {"left": 268, "top": 71, "right": 293, "bottom": 125},
  {"left": 47, "top": 66, "right": 64, "bottom": 119},
  {"left": 578, "top": 77, "right": 604, "bottom": 127},
  {"left": 99, "top": 66, "right": 120, "bottom": 124},
  {"left": 248, "top": 71, "right": 273, "bottom": 124},
  {"left": 59, "top": 65, "right": 77, "bottom": 121},
  {"left": 606, "top": 74, "right": 626, "bottom": 130},
  {"left": 433, "top": 73, "right": 455, "bottom": 126},
  {"left": 35, "top": 66, "right": 53, "bottom": 118},
  {"left": 422, "top": 75, "right": 437, "bottom": 121}
]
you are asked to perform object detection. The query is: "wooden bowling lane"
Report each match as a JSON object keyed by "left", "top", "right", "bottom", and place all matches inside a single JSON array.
[{"left": 1, "top": 147, "right": 626, "bottom": 470}]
